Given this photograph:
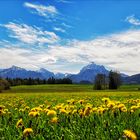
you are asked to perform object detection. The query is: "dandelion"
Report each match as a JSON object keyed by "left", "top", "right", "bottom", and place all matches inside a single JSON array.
[
  {"left": 55, "top": 104, "right": 64, "bottom": 110},
  {"left": 16, "top": 118, "right": 23, "bottom": 128},
  {"left": 24, "top": 106, "right": 30, "bottom": 111},
  {"left": 123, "top": 130, "right": 137, "bottom": 140},
  {"left": 79, "top": 110, "right": 84, "bottom": 117},
  {"left": 72, "top": 109, "right": 77, "bottom": 115},
  {"left": 67, "top": 99, "right": 76, "bottom": 104},
  {"left": 39, "top": 104, "right": 45, "bottom": 108},
  {"left": 23, "top": 128, "right": 33, "bottom": 137},
  {"left": 98, "top": 107, "right": 106, "bottom": 114},
  {"left": 92, "top": 107, "right": 98, "bottom": 112},
  {"left": 130, "top": 106, "right": 139, "bottom": 112},
  {"left": 50, "top": 117, "right": 58, "bottom": 124},
  {"left": 59, "top": 109, "right": 67, "bottom": 114},
  {"left": 0, "top": 105, "right": 5, "bottom": 110},
  {"left": 19, "top": 109, "right": 24, "bottom": 112},
  {"left": 31, "top": 107, "right": 42, "bottom": 112},
  {"left": 120, "top": 107, "right": 127, "bottom": 112},
  {"left": 44, "top": 108, "right": 49, "bottom": 113},
  {"left": 107, "top": 102, "right": 115, "bottom": 108},
  {"left": 83, "top": 107, "right": 91, "bottom": 116},
  {"left": 102, "top": 98, "right": 110, "bottom": 104},
  {"left": 4, "top": 109, "right": 8, "bottom": 112},
  {"left": 0, "top": 110, "right": 6, "bottom": 116},
  {"left": 47, "top": 110, "right": 57, "bottom": 116},
  {"left": 78, "top": 100, "right": 85, "bottom": 104},
  {"left": 29, "top": 111, "right": 40, "bottom": 117},
  {"left": 117, "top": 104, "right": 125, "bottom": 109}
]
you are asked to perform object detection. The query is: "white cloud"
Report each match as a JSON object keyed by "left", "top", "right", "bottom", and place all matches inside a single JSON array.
[
  {"left": 53, "top": 27, "right": 65, "bottom": 33},
  {"left": 0, "top": 29, "right": 140, "bottom": 75},
  {"left": 24, "top": 2, "right": 58, "bottom": 18},
  {"left": 24, "top": 2, "right": 73, "bottom": 30},
  {"left": 61, "top": 22, "right": 72, "bottom": 28},
  {"left": 125, "top": 15, "right": 140, "bottom": 26},
  {"left": 56, "top": 0, "right": 74, "bottom": 3},
  {"left": 1, "top": 22, "right": 60, "bottom": 45}
]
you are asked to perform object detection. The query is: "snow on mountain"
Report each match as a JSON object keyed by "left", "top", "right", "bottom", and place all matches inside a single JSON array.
[
  {"left": 0, "top": 66, "right": 43, "bottom": 79},
  {"left": 68, "top": 62, "right": 109, "bottom": 83},
  {"left": 54, "top": 73, "right": 65, "bottom": 79},
  {"left": 0, "top": 63, "right": 129, "bottom": 83}
]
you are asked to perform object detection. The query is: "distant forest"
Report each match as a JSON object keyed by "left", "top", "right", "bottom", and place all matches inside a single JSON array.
[
  {"left": 0, "top": 77, "right": 72, "bottom": 92},
  {"left": 6, "top": 77, "right": 72, "bottom": 86}
]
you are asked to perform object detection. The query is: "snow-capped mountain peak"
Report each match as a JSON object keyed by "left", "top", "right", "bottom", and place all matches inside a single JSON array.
[
  {"left": 10, "top": 65, "right": 24, "bottom": 71},
  {"left": 80, "top": 62, "right": 107, "bottom": 73}
]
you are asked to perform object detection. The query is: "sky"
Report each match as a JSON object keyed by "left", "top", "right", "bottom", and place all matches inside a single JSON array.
[{"left": 0, "top": 0, "right": 140, "bottom": 75}]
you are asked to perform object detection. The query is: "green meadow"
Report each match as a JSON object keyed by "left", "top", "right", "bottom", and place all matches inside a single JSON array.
[{"left": 1, "top": 84, "right": 140, "bottom": 140}]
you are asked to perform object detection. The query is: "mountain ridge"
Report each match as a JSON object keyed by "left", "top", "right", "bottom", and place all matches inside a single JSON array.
[{"left": 0, "top": 63, "right": 139, "bottom": 84}]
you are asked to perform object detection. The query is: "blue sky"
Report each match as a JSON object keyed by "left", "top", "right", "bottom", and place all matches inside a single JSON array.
[{"left": 0, "top": 0, "right": 140, "bottom": 75}]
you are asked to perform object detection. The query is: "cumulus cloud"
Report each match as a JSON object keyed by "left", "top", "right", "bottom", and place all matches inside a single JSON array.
[
  {"left": 0, "top": 29, "right": 140, "bottom": 75},
  {"left": 24, "top": 2, "right": 58, "bottom": 18},
  {"left": 125, "top": 15, "right": 140, "bottom": 26},
  {"left": 1, "top": 22, "right": 60, "bottom": 45}
]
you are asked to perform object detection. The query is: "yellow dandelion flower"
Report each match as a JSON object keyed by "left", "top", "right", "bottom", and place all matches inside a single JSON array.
[
  {"left": 72, "top": 109, "right": 77, "bottom": 115},
  {"left": 85, "top": 103, "right": 93, "bottom": 109},
  {"left": 102, "top": 98, "right": 110, "bottom": 104},
  {"left": 28, "top": 111, "right": 40, "bottom": 117},
  {"left": 0, "top": 110, "right": 6, "bottom": 116},
  {"left": 97, "top": 107, "right": 106, "bottom": 114},
  {"left": 120, "top": 107, "right": 127, "bottom": 112},
  {"left": 123, "top": 130, "right": 137, "bottom": 140},
  {"left": 24, "top": 106, "right": 30, "bottom": 110},
  {"left": 78, "top": 100, "right": 85, "bottom": 104},
  {"left": 83, "top": 107, "right": 91, "bottom": 116},
  {"left": 4, "top": 109, "right": 8, "bottom": 112},
  {"left": 67, "top": 99, "right": 76, "bottom": 104},
  {"left": 30, "top": 107, "right": 42, "bottom": 112},
  {"left": 39, "top": 104, "right": 45, "bottom": 108},
  {"left": 117, "top": 104, "right": 125, "bottom": 109},
  {"left": 92, "top": 107, "right": 98, "bottom": 112},
  {"left": 59, "top": 109, "right": 67, "bottom": 114},
  {"left": 19, "top": 109, "right": 24, "bottom": 112},
  {"left": 0, "top": 105, "right": 5, "bottom": 110},
  {"left": 47, "top": 110, "right": 57, "bottom": 116},
  {"left": 23, "top": 128, "right": 33, "bottom": 137},
  {"left": 130, "top": 106, "right": 139, "bottom": 111},
  {"left": 107, "top": 102, "right": 115, "bottom": 108},
  {"left": 16, "top": 118, "right": 23, "bottom": 128},
  {"left": 50, "top": 117, "right": 58, "bottom": 124},
  {"left": 55, "top": 104, "right": 64, "bottom": 110},
  {"left": 79, "top": 110, "right": 84, "bottom": 117}
]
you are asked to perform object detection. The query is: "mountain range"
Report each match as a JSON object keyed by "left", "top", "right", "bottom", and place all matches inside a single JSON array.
[{"left": 0, "top": 63, "right": 139, "bottom": 84}]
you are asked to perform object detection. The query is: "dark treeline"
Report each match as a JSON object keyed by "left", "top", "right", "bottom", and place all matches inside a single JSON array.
[
  {"left": 94, "top": 71, "right": 121, "bottom": 90},
  {"left": 0, "top": 78, "right": 10, "bottom": 92},
  {"left": 6, "top": 77, "right": 72, "bottom": 86}
]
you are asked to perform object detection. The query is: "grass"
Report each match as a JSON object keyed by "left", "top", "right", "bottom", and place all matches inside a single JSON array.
[
  {"left": 3, "top": 84, "right": 140, "bottom": 94},
  {"left": 1, "top": 84, "right": 140, "bottom": 139}
]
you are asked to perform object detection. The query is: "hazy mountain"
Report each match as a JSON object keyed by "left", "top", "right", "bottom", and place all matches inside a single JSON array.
[
  {"left": 68, "top": 62, "right": 109, "bottom": 83},
  {"left": 0, "top": 66, "right": 43, "bottom": 79},
  {"left": 55, "top": 73, "right": 65, "bottom": 79},
  {"left": 123, "top": 74, "right": 140, "bottom": 84},
  {"left": 38, "top": 68, "right": 54, "bottom": 79},
  {"left": 1, "top": 63, "right": 137, "bottom": 84}
]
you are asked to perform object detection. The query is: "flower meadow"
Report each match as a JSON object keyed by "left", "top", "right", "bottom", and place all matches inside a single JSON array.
[{"left": 0, "top": 93, "right": 140, "bottom": 140}]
